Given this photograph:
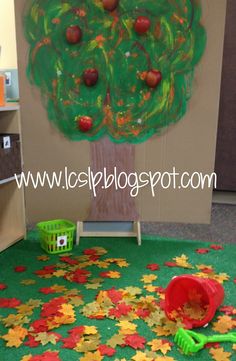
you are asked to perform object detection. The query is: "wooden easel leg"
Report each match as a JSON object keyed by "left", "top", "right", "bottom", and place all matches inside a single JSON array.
[
  {"left": 76, "top": 221, "right": 81, "bottom": 246},
  {"left": 135, "top": 221, "right": 142, "bottom": 246}
]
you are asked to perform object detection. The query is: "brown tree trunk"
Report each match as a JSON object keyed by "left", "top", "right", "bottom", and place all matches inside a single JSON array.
[{"left": 87, "top": 137, "right": 139, "bottom": 221}]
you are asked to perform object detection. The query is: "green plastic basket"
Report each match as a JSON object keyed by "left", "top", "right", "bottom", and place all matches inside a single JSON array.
[{"left": 37, "top": 219, "right": 76, "bottom": 254}]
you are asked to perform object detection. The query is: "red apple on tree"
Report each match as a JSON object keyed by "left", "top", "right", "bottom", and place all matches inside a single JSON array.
[
  {"left": 77, "top": 116, "right": 93, "bottom": 132},
  {"left": 66, "top": 25, "right": 82, "bottom": 44},
  {"left": 134, "top": 16, "right": 151, "bottom": 35},
  {"left": 102, "top": 0, "right": 119, "bottom": 11},
  {"left": 83, "top": 68, "right": 99, "bottom": 87},
  {"left": 146, "top": 70, "right": 162, "bottom": 88}
]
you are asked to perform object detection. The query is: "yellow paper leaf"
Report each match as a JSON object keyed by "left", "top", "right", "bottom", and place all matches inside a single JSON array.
[
  {"left": 53, "top": 269, "right": 67, "bottom": 277},
  {"left": 1, "top": 326, "right": 28, "bottom": 348},
  {"left": 21, "top": 355, "right": 32, "bottom": 361},
  {"left": 16, "top": 304, "right": 34, "bottom": 316},
  {"left": 108, "top": 271, "right": 121, "bottom": 279},
  {"left": 212, "top": 315, "right": 236, "bottom": 334},
  {"left": 26, "top": 299, "right": 43, "bottom": 308},
  {"left": 84, "top": 326, "right": 98, "bottom": 335},
  {"left": 209, "top": 347, "right": 232, "bottom": 361},
  {"left": 85, "top": 283, "right": 102, "bottom": 290},
  {"left": 80, "top": 351, "right": 104, "bottom": 361},
  {"left": 51, "top": 284, "right": 67, "bottom": 293},
  {"left": 107, "top": 334, "right": 125, "bottom": 348},
  {"left": 21, "top": 279, "right": 36, "bottom": 286},
  {"left": 173, "top": 254, "right": 193, "bottom": 269},
  {"left": 147, "top": 339, "right": 171, "bottom": 354},
  {"left": 35, "top": 332, "right": 58, "bottom": 346},
  {"left": 2, "top": 314, "right": 30, "bottom": 327},
  {"left": 59, "top": 303, "right": 75, "bottom": 317},
  {"left": 116, "top": 320, "right": 137, "bottom": 331},
  {"left": 141, "top": 274, "right": 158, "bottom": 283},
  {"left": 116, "top": 260, "right": 129, "bottom": 268},
  {"left": 132, "top": 351, "right": 153, "bottom": 361},
  {"left": 154, "top": 357, "right": 175, "bottom": 361},
  {"left": 144, "top": 285, "right": 157, "bottom": 292},
  {"left": 37, "top": 255, "right": 49, "bottom": 261}
]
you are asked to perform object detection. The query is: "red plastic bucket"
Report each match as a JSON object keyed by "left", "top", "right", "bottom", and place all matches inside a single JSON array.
[{"left": 164, "top": 275, "right": 224, "bottom": 328}]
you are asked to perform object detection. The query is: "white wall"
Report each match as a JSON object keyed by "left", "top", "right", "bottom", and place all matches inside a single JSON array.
[{"left": 0, "top": 0, "right": 17, "bottom": 68}]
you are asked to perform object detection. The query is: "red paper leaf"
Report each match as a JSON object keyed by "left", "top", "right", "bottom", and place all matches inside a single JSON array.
[
  {"left": 0, "top": 297, "right": 21, "bottom": 308},
  {"left": 205, "top": 342, "right": 220, "bottom": 349},
  {"left": 136, "top": 308, "right": 150, "bottom": 318},
  {"left": 164, "top": 262, "right": 177, "bottom": 267},
  {"left": 210, "top": 244, "right": 224, "bottom": 250},
  {"left": 99, "top": 271, "right": 111, "bottom": 278},
  {"left": 0, "top": 283, "right": 7, "bottom": 290},
  {"left": 195, "top": 248, "right": 209, "bottom": 254},
  {"left": 124, "top": 334, "right": 146, "bottom": 349},
  {"left": 14, "top": 266, "right": 27, "bottom": 272},
  {"left": 34, "top": 269, "right": 54, "bottom": 276},
  {"left": 61, "top": 336, "right": 78, "bottom": 349},
  {"left": 83, "top": 248, "right": 97, "bottom": 255},
  {"left": 43, "top": 265, "right": 56, "bottom": 271},
  {"left": 201, "top": 267, "right": 214, "bottom": 274},
  {"left": 60, "top": 256, "right": 78, "bottom": 265},
  {"left": 98, "top": 344, "right": 116, "bottom": 356},
  {"left": 68, "top": 326, "right": 85, "bottom": 336},
  {"left": 155, "top": 286, "right": 165, "bottom": 294},
  {"left": 30, "top": 351, "right": 62, "bottom": 361},
  {"left": 219, "top": 306, "right": 235, "bottom": 315},
  {"left": 107, "top": 288, "right": 123, "bottom": 304},
  {"left": 30, "top": 319, "right": 49, "bottom": 333},
  {"left": 146, "top": 263, "right": 160, "bottom": 271},
  {"left": 109, "top": 302, "right": 132, "bottom": 318},
  {"left": 39, "top": 287, "right": 56, "bottom": 295},
  {"left": 25, "top": 335, "right": 41, "bottom": 348}
]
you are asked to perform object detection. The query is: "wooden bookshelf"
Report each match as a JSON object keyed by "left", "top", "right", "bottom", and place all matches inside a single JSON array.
[{"left": 0, "top": 103, "right": 26, "bottom": 252}]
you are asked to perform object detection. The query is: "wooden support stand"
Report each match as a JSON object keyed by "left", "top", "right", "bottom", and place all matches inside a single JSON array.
[{"left": 76, "top": 221, "right": 141, "bottom": 246}]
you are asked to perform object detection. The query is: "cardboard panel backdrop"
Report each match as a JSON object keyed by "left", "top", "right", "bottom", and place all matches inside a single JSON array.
[{"left": 15, "top": 0, "right": 226, "bottom": 224}]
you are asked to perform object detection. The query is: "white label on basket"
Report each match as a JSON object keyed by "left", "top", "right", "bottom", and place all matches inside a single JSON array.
[
  {"left": 3, "top": 136, "right": 11, "bottom": 149},
  {"left": 57, "top": 235, "right": 67, "bottom": 247}
]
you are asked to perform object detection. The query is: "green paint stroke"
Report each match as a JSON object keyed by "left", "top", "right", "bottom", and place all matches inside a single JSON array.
[{"left": 24, "top": 0, "right": 206, "bottom": 143}]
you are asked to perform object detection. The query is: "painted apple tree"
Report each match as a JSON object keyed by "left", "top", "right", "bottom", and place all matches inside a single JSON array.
[{"left": 24, "top": 0, "right": 206, "bottom": 144}]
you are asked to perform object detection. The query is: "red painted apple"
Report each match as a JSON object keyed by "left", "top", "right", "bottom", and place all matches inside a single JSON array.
[
  {"left": 134, "top": 16, "right": 151, "bottom": 35},
  {"left": 102, "top": 0, "right": 119, "bottom": 11},
  {"left": 146, "top": 70, "right": 162, "bottom": 88},
  {"left": 77, "top": 116, "right": 93, "bottom": 132},
  {"left": 66, "top": 25, "right": 82, "bottom": 44},
  {"left": 83, "top": 68, "right": 99, "bottom": 87}
]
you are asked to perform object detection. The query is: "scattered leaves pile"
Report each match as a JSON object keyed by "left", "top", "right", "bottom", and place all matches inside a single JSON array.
[{"left": 0, "top": 242, "right": 236, "bottom": 361}]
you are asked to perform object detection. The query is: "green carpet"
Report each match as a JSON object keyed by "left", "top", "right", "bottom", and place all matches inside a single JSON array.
[{"left": 0, "top": 231, "right": 236, "bottom": 361}]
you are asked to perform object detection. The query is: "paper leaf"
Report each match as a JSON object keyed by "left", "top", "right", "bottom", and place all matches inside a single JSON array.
[
  {"left": 132, "top": 351, "right": 153, "bottom": 361},
  {"left": 147, "top": 339, "right": 172, "bottom": 354},
  {"left": 141, "top": 274, "right": 158, "bottom": 283},
  {"left": 80, "top": 351, "right": 103, "bottom": 361},
  {"left": 35, "top": 332, "right": 58, "bottom": 346},
  {"left": 98, "top": 344, "right": 116, "bottom": 356},
  {"left": 212, "top": 315, "right": 236, "bottom": 334},
  {"left": 146, "top": 264, "right": 160, "bottom": 271},
  {"left": 209, "top": 347, "right": 232, "bottom": 361},
  {"left": 21, "top": 279, "right": 36, "bottom": 286},
  {"left": 173, "top": 254, "right": 193, "bottom": 269},
  {"left": 107, "top": 334, "right": 125, "bottom": 348},
  {"left": 1, "top": 326, "right": 28, "bottom": 348},
  {"left": 124, "top": 334, "right": 146, "bottom": 349}
]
